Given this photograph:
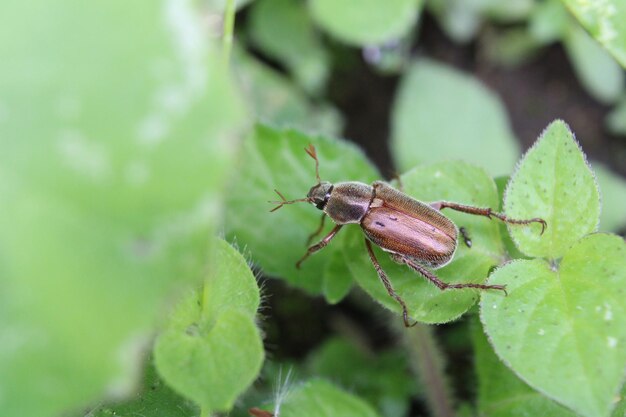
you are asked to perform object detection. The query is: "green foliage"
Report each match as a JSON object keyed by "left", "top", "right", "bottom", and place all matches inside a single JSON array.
[
  {"left": 564, "top": 24, "right": 625, "bottom": 104},
  {"left": 471, "top": 318, "right": 578, "bottom": 417},
  {"left": 267, "top": 378, "right": 381, "bottom": 417},
  {"left": 391, "top": 59, "right": 519, "bottom": 176},
  {"left": 562, "top": 0, "right": 626, "bottom": 68},
  {"left": 306, "top": 337, "right": 417, "bottom": 416},
  {"left": 504, "top": 120, "right": 600, "bottom": 259},
  {"left": 347, "top": 162, "right": 507, "bottom": 323},
  {"left": 248, "top": 0, "right": 329, "bottom": 93},
  {"left": 0, "top": 2, "right": 245, "bottom": 416},
  {"left": 154, "top": 239, "right": 264, "bottom": 413},
  {"left": 592, "top": 162, "right": 626, "bottom": 232},
  {"left": 484, "top": 121, "right": 626, "bottom": 417},
  {"left": 309, "top": 0, "right": 422, "bottom": 46},
  {"left": 482, "top": 235, "right": 626, "bottom": 417},
  {"left": 5, "top": 1, "right": 626, "bottom": 416},
  {"left": 225, "top": 123, "right": 379, "bottom": 294}
]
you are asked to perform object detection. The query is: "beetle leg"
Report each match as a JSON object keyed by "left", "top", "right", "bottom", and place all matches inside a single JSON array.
[
  {"left": 365, "top": 239, "right": 416, "bottom": 327},
  {"left": 296, "top": 225, "right": 343, "bottom": 269},
  {"left": 459, "top": 226, "right": 472, "bottom": 248},
  {"left": 305, "top": 213, "right": 327, "bottom": 246},
  {"left": 393, "top": 254, "right": 507, "bottom": 294},
  {"left": 429, "top": 201, "right": 547, "bottom": 235}
]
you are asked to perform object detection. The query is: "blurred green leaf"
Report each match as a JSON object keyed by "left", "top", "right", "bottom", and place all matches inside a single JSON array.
[
  {"left": 591, "top": 162, "right": 626, "bottom": 232},
  {"left": 224, "top": 124, "right": 379, "bottom": 294},
  {"left": 309, "top": 0, "right": 422, "bottom": 46},
  {"left": 249, "top": 0, "right": 329, "bottom": 93},
  {"left": 504, "top": 120, "right": 600, "bottom": 259},
  {"left": 529, "top": 0, "right": 570, "bottom": 44},
  {"left": 233, "top": 50, "right": 343, "bottom": 136},
  {"left": 346, "top": 162, "right": 507, "bottom": 324},
  {"left": 564, "top": 24, "right": 624, "bottom": 104},
  {"left": 391, "top": 59, "right": 519, "bottom": 177},
  {"left": 272, "top": 378, "right": 381, "bottom": 417},
  {"left": 154, "top": 239, "right": 264, "bottom": 413},
  {"left": 0, "top": 2, "right": 245, "bottom": 416},
  {"left": 481, "top": 234, "right": 626, "bottom": 417},
  {"left": 483, "top": 28, "right": 541, "bottom": 67},
  {"left": 307, "top": 337, "right": 416, "bottom": 417},
  {"left": 323, "top": 250, "right": 355, "bottom": 304},
  {"left": 471, "top": 318, "right": 579, "bottom": 417},
  {"left": 82, "top": 360, "right": 199, "bottom": 417},
  {"left": 561, "top": 0, "right": 626, "bottom": 68},
  {"left": 605, "top": 95, "right": 626, "bottom": 135},
  {"left": 426, "top": 0, "right": 482, "bottom": 43}
]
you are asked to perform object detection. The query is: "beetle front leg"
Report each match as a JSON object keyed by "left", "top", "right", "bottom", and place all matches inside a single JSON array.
[
  {"left": 392, "top": 254, "right": 507, "bottom": 294},
  {"left": 296, "top": 225, "right": 343, "bottom": 269},
  {"left": 430, "top": 201, "right": 547, "bottom": 234},
  {"left": 365, "top": 239, "right": 416, "bottom": 327},
  {"left": 305, "top": 213, "right": 327, "bottom": 246}
]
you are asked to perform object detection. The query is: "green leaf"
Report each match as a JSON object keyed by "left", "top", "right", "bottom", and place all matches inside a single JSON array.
[
  {"left": 323, "top": 250, "right": 354, "bottom": 304},
  {"left": 529, "top": 0, "right": 570, "bottom": 44},
  {"left": 391, "top": 59, "right": 519, "bottom": 177},
  {"left": 81, "top": 360, "right": 199, "bottom": 417},
  {"left": 306, "top": 337, "right": 417, "bottom": 417},
  {"left": 592, "top": 162, "right": 626, "bottom": 232},
  {"left": 273, "top": 378, "right": 381, "bottom": 417},
  {"left": 481, "top": 234, "right": 626, "bottom": 417},
  {"left": 561, "top": 0, "right": 626, "bottom": 68},
  {"left": 154, "top": 240, "right": 264, "bottom": 413},
  {"left": 564, "top": 24, "right": 624, "bottom": 104},
  {"left": 225, "top": 124, "right": 379, "bottom": 294},
  {"left": 309, "top": 0, "right": 422, "bottom": 46},
  {"left": 233, "top": 50, "right": 342, "bottom": 136},
  {"left": 504, "top": 120, "right": 600, "bottom": 259},
  {"left": 471, "top": 318, "right": 579, "bottom": 417},
  {"left": 605, "top": 95, "right": 626, "bottom": 135},
  {"left": 249, "top": 0, "right": 329, "bottom": 93},
  {"left": 426, "top": 0, "right": 482, "bottom": 43},
  {"left": 345, "top": 162, "right": 506, "bottom": 324},
  {"left": 0, "top": 2, "right": 245, "bottom": 416}
]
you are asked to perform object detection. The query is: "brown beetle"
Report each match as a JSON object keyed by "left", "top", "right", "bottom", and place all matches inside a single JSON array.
[{"left": 270, "top": 145, "right": 546, "bottom": 326}]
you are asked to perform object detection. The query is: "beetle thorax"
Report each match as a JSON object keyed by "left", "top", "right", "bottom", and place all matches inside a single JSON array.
[{"left": 323, "top": 181, "right": 374, "bottom": 224}]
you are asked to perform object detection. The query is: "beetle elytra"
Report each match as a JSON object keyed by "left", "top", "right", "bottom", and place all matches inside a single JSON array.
[{"left": 270, "top": 145, "right": 546, "bottom": 326}]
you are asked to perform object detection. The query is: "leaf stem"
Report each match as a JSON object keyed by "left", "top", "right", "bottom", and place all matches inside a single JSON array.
[
  {"left": 222, "top": 0, "right": 236, "bottom": 66},
  {"left": 402, "top": 322, "right": 455, "bottom": 417}
]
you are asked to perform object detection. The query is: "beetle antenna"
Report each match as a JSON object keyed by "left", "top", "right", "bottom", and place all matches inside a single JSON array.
[
  {"left": 269, "top": 189, "right": 309, "bottom": 212},
  {"left": 304, "top": 144, "right": 321, "bottom": 184}
]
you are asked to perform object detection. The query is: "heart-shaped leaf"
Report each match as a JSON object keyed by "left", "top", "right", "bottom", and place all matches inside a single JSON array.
[
  {"left": 481, "top": 233, "right": 626, "bottom": 417},
  {"left": 154, "top": 239, "right": 264, "bottom": 413}
]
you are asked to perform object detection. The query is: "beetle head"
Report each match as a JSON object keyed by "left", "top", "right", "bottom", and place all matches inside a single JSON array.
[
  {"left": 269, "top": 144, "right": 330, "bottom": 212},
  {"left": 307, "top": 181, "right": 333, "bottom": 210}
]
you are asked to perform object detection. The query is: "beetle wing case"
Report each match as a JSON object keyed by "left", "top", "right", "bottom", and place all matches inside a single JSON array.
[{"left": 361, "top": 181, "right": 458, "bottom": 269}]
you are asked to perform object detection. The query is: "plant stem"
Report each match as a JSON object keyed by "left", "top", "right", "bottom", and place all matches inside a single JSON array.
[
  {"left": 402, "top": 322, "right": 455, "bottom": 417},
  {"left": 222, "top": 0, "right": 236, "bottom": 65}
]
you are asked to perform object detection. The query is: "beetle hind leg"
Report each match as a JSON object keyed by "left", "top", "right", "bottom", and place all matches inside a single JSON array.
[
  {"left": 364, "top": 239, "right": 416, "bottom": 327},
  {"left": 430, "top": 201, "right": 547, "bottom": 235},
  {"left": 392, "top": 254, "right": 507, "bottom": 294}
]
